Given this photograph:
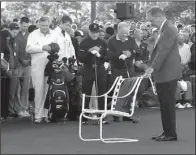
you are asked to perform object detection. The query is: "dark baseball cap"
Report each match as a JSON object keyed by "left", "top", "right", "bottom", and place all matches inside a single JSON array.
[
  {"left": 89, "top": 23, "right": 99, "bottom": 33},
  {"left": 9, "top": 22, "right": 20, "bottom": 30}
]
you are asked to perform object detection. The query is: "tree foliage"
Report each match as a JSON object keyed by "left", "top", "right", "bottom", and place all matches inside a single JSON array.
[{"left": 1, "top": 1, "right": 195, "bottom": 25}]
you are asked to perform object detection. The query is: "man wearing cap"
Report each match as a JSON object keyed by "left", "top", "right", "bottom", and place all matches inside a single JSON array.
[{"left": 78, "top": 23, "right": 109, "bottom": 124}]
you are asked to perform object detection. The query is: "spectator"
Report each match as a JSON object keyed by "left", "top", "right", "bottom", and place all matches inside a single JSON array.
[
  {"left": 181, "top": 29, "right": 190, "bottom": 44},
  {"left": 132, "top": 29, "right": 149, "bottom": 106},
  {"left": 14, "top": 17, "right": 31, "bottom": 117},
  {"left": 140, "top": 23, "right": 146, "bottom": 31},
  {"left": 145, "top": 22, "right": 151, "bottom": 34},
  {"left": 107, "top": 22, "right": 135, "bottom": 122},
  {"left": 8, "top": 23, "right": 20, "bottom": 46},
  {"left": 78, "top": 23, "right": 109, "bottom": 124},
  {"left": 175, "top": 80, "right": 193, "bottom": 108},
  {"left": 136, "top": 21, "right": 142, "bottom": 29},
  {"left": 130, "top": 21, "right": 136, "bottom": 31},
  {"left": 71, "top": 23, "right": 78, "bottom": 31},
  {"left": 53, "top": 15, "right": 76, "bottom": 60},
  {"left": 81, "top": 24, "right": 89, "bottom": 37},
  {"left": 26, "top": 16, "right": 59, "bottom": 123},
  {"left": 189, "top": 32, "right": 195, "bottom": 71},
  {"left": 1, "top": 30, "right": 12, "bottom": 121},
  {"left": 28, "top": 25, "right": 38, "bottom": 33},
  {"left": 178, "top": 33, "right": 191, "bottom": 80},
  {"left": 105, "top": 27, "right": 115, "bottom": 41},
  {"left": 74, "top": 30, "right": 84, "bottom": 44},
  {"left": 99, "top": 29, "right": 106, "bottom": 40},
  {"left": 190, "top": 24, "right": 195, "bottom": 34},
  {"left": 133, "top": 28, "right": 149, "bottom": 74},
  {"left": 177, "top": 23, "right": 183, "bottom": 33},
  {"left": 13, "top": 18, "right": 19, "bottom": 23},
  {"left": 7, "top": 23, "right": 22, "bottom": 118}
]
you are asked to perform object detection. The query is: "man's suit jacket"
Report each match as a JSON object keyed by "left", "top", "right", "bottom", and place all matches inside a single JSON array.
[
  {"left": 149, "top": 20, "right": 182, "bottom": 83},
  {"left": 14, "top": 31, "right": 31, "bottom": 66}
]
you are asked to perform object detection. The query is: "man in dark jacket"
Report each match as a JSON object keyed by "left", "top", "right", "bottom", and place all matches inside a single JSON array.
[
  {"left": 78, "top": 23, "right": 108, "bottom": 124},
  {"left": 1, "top": 30, "right": 12, "bottom": 121},
  {"left": 14, "top": 17, "right": 31, "bottom": 117},
  {"left": 107, "top": 22, "right": 135, "bottom": 82},
  {"left": 107, "top": 22, "right": 138, "bottom": 122},
  {"left": 145, "top": 8, "right": 182, "bottom": 141}
]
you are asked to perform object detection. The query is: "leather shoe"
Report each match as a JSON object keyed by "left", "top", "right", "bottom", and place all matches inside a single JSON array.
[
  {"left": 151, "top": 133, "right": 165, "bottom": 140},
  {"left": 156, "top": 135, "right": 177, "bottom": 141}
]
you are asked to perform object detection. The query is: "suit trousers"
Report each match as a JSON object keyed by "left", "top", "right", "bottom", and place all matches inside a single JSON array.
[
  {"left": 156, "top": 80, "right": 178, "bottom": 137},
  {"left": 1, "top": 72, "right": 10, "bottom": 118},
  {"left": 31, "top": 55, "right": 49, "bottom": 120},
  {"left": 8, "top": 68, "right": 21, "bottom": 114},
  {"left": 82, "top": 66, "right": 106, "bottom": 110},
  {"left": 17, "top": 65, "right": 31, "bottom": 111}
]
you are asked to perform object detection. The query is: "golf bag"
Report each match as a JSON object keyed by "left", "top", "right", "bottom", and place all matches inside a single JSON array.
[
  {"left": 66, "top": 57, "right": 83, "bottom": 120},
  {"left": 44, "top": 43, "right": 70, "bottom": 122}
]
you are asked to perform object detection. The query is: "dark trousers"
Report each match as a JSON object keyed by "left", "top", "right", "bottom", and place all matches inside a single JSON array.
[
  {"left": 156, "top": 80, "right": 178, "bottom": 137},
  {"left": 82, "top": 66, "right": 106, "bottom": 110},
  {"left": 1, "top": 73, "right": 10, "bottom": 118}
]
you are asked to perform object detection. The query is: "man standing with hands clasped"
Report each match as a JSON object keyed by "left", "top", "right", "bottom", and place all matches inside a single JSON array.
[
  {"left": 78, "top": 23, "right": 109, "bottom": 125},
  {"left": 145, "top": 8, "right": 182, "bottom": 141},
  {"left": 26, "top": 16, "right": 58, "bottom": 124}
]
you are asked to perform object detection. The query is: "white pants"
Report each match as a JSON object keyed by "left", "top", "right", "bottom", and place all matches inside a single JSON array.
[{"left": 31, "top": 53, "right": 49, "bottom": 120}]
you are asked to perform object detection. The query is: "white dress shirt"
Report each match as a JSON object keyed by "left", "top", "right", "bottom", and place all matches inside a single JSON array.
[
  {"left": 26, "top": 29, "right": 58, "bottom": 60},
  {"left": 53, "top": 26, "right": 76, "bottom": 60},
  {"left": 178, "top": 43, "right": 191, "bottom": 65},
  {"left": 154, "top": 19, "right": 167, "bottom": 48}
]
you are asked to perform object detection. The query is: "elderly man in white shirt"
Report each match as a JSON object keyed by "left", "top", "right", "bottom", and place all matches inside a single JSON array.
[
  {"left": 178, "top": 33, "right": 191, "bottom": 80},
  {"left": 53, "top": 15, "right": 76, "bottom": 61},
  {"left": 26, "top": 16, "right": 59, "bottom": 123},
  {"left": 178, "top": 33, "right": 191, "bottom": 65}
]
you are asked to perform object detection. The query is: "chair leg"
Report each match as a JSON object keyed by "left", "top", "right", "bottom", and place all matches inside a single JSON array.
[
  {"left": 99, "top": 113, "right": 139, "bottom": 143},
  {"left": 79, "top": 112, "right": 101, "bottom": 142}
]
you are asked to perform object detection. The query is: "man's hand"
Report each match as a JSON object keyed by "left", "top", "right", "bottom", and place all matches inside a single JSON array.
[
  {"left": 91, "top": 50, "right": 101, "bottom": 57},
  {"left": 42, "top": 45, "right": 51, "bottom": 52},
  {"left": 135, "top": 60, "right": 143, "bottom": 67},
  {"left": 89, "top": 46, "right": 100, "bottom": 53},
  {"left": 6, "top": 70, "right": 12, "bottom": 77},
  {"left": 119, "top": 54, "right": 127, "bottom": 60},
  {"left": 92, "top": 46, "right": 100, "bottom": 51},
  {"left": 143, "top": 67, "right": 154, "bottom": 77},
  {"left": 122, "top": 50, "right": 131, "bottom": 58},
  {"left": 21, "top": 60, "right": 31, "bottom": 66}
]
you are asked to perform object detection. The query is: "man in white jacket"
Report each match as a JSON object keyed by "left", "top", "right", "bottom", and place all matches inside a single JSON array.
[
  {"left": 53, "top": 15, "right": 76, "bottom": 61},
  {"left": 26, "top": 16, "right": 59, "bottom": 123}
]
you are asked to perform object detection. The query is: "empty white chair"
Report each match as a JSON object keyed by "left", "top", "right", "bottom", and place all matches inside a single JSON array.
[{"left": 79, "top": 75, "right": 156, "bottom": 143}]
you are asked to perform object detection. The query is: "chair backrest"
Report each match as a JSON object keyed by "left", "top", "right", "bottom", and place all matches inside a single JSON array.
[{"left": 111, "top": 76, "right": 140, "bottom": 113}]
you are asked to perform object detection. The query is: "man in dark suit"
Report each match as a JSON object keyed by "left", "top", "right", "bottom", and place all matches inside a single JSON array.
[{"left": 145, "top": 8, "right": 182, "bottom": 141}]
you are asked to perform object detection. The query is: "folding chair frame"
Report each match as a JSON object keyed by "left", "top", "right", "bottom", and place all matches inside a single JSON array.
[{"left": 79, "top": 75, "right": 156, "bottom": 143}]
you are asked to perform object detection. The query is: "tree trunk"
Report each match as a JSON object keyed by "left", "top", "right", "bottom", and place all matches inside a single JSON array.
[{"left": 91, "top": 1, "right": 96, "bottom": 23}]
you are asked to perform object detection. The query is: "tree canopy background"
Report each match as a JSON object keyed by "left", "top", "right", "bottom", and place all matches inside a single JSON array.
[{"left": 1, "top": 1, "right": 195, "bottom": 26}]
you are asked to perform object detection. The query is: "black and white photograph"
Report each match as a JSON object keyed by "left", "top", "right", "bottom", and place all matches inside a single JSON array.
[{"left": 0, "top": 1, "right": 195, "bottom": 154}]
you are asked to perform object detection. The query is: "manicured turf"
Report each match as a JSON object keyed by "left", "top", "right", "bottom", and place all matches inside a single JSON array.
[{"left": 1, "top": 108, "right": 195, "bottom": 154}]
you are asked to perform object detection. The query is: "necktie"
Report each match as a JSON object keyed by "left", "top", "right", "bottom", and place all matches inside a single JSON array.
[{"left": 61, "top": 30, "right": 65, "bottom": 36}]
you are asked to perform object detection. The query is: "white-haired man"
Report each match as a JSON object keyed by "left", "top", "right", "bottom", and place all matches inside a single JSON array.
[
  {"left": 26, "top": 16, "right": 58, "bottom": 123},
  {"left": 107, "top": 22, "right": 137, "bottom": 122}
]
